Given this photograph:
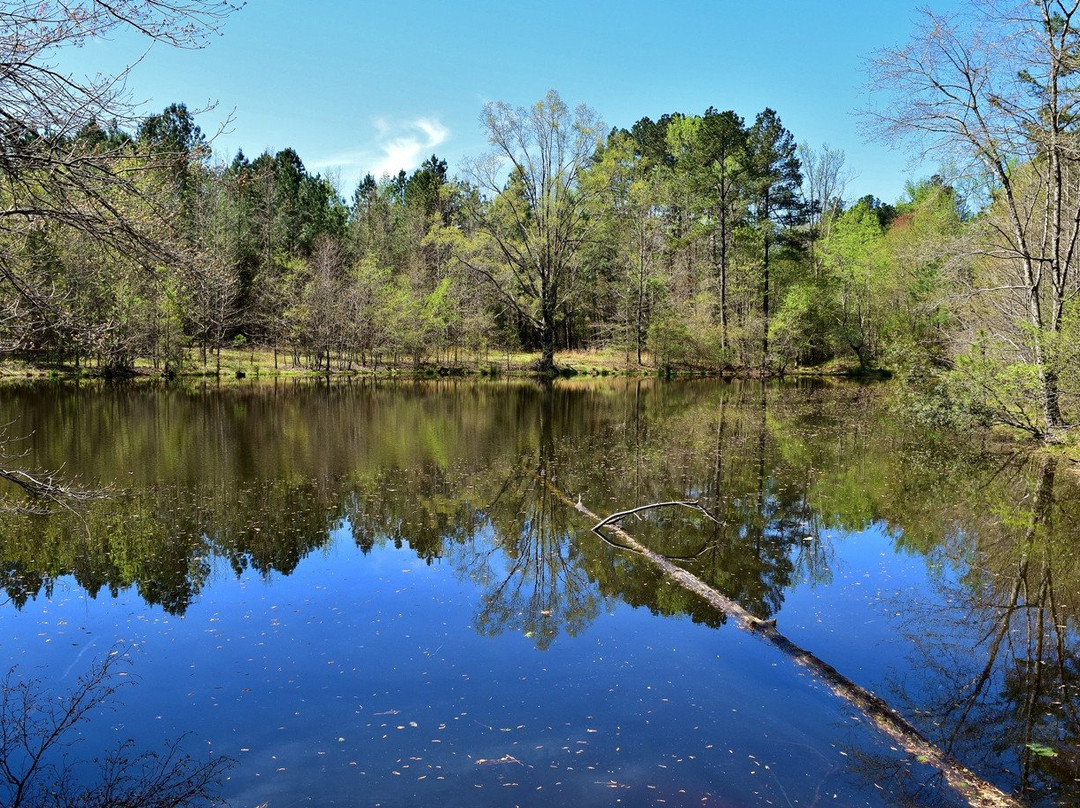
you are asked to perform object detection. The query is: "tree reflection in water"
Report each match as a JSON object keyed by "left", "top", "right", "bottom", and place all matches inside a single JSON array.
[
  {"left": 451, "top": 384, "right": 603, "bottom": 649},
  {"left": 891, "top": 453, "right": 1080, "bottom": 806},
  {"left": 0, "top": 379, "right": 1078, "bottom": 802}
]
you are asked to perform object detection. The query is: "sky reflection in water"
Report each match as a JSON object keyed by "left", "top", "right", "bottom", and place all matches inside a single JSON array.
[{"left": 0, "top": 379, "right": 1076, "bottom": 807}]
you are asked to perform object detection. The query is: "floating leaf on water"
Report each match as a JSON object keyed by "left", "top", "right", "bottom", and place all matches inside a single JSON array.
[
  {"left": 1025, "top": 743, "right": 1057, "bottom": 758},
  {"left": 476, "top": 754, "right": 522, "bottom": 766}
]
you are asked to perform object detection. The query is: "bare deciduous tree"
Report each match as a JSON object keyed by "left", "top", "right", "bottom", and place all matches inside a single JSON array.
[
  {"left": 868, "top": 0, "right": 1080, "bottom": 440},
  {"left": 798, "top": 141, "right": 854, "bottom": 236},
  {"left": 0, "top": 0, "right": 241, "bottom": 306},
  {"left": 462, "top": 90, "right": 604, "bottom": 374}
]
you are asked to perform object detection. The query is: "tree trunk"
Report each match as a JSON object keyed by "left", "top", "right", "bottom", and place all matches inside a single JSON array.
[
  {"left": 1041, "top": 367, "right": 1064, "bottom": 440},
  {"left": 540, "top": 278, "right": 557, "bottom": 374},
  {"left": 719, "top": 215, "right": 729, "bottom": 353},
  {"left": 1027, "top": 282, "right": 1065, "bottom": 440},
  {"left": 636, "top": 222, "right": 646, "bottom": 365},
  {"left": 540, "top": 326, "right": 556, "bottom": 374},
  {"left": 762, "top": 230, "right": 771, "bottom": 372}
]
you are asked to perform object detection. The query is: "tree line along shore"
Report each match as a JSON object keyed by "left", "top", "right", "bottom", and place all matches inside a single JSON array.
[{"left": 2, "top": 2, "right": 1078, "bottom": 444}]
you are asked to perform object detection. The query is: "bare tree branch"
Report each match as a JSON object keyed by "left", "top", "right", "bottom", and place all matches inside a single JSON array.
[{"left": 0, "top": 647, "right": 232, "bottom": 808}]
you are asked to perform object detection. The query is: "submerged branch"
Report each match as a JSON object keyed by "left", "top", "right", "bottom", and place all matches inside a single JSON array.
[
  {"left": 559, "top": 489, "right": 1024, "bottom": 808},
  {"left": 0, "top": 467, "right": 103, "bottom": 504},
  {"left": 0, "top": 425, "right": 108, "bottom": 515},
  {"left": 592, "top": 499, "right": 720, "bottom": 531}
]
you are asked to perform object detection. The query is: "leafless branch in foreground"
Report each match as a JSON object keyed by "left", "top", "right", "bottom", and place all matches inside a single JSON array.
[
  {"left": 0, "top": 423, "right": 108, "bottom": 514},
  {"left": 0, "top": 647, "right": 232, "bottom": 808}
]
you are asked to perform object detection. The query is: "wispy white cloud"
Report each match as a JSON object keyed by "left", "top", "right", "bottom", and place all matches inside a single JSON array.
[
  {"left": 371, "top": 117, "right": 449, "bottom": 177},
  {"left": 310, "top": 116, "right": 450, "bottom": 192}
]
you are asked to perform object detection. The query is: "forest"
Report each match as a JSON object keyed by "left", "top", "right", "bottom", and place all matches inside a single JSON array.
[
  {"left": 1, "top": 1, "right": 1078, "bottom": 443},
  {"left": 2, "top": 5, "right": 1080, "bottom": 807}
]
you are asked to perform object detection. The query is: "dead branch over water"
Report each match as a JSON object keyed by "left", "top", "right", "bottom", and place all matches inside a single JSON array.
[{"left": 546, "top": 486, "right": 1026, "bottom": 808}]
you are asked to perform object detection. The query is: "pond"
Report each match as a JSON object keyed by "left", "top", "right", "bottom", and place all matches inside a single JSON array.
[{"left": 0, "top": 378, "right": 1076, "bottom": 807}]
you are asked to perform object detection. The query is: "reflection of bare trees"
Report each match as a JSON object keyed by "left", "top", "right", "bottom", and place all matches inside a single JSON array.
[
  {"left": 791, "top": 519, "right": 835, "bottom": 587},
  {"left": 896, "top": 455, "right": 1080, "bottom": 805},
  {"left": 454, "top": 390, "right": 603, "bottom": 650},
  {"left": 628, "top": 382, "right": 834, "bottom": 619},
  {"left": 463, "top": 468, "right": 601, "bottom": 650},
  {"left": 1, "top": 650, "right": 231, "bottom": 808}
]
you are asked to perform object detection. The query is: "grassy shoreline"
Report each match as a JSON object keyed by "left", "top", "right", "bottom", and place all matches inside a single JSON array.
[{"left": 0, "top": 347, "right": 871, "bottom": 383}]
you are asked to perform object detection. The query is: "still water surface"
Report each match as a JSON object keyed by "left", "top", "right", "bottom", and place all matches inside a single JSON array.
[{"left": 0, "top": 378, "right": 1077, "bottom": 807}]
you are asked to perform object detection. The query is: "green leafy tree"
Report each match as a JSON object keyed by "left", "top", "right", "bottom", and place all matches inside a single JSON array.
[
  {"left": 673, "top": 108, "right": 748, "bottom": 350},
  {"left": 462, "top": 90, "right": 604, "bottom": 373},
  {"left": 584, "top": 131, "right": 666, "bottom": 363},
  {"left": 745, "top": 109, "right": 804, "bottom": 370},
  {"left": 883, "top": 179, "right": 961, "bottom": 376},
  {"left": 820, "top": 197, "right": 892, "bottom": 369},
  {"left": 137, "top": 102, "right": 207, "bottom": 230},
  {"left": 405, "top": 154, "right": 451, "bottom": 223}
]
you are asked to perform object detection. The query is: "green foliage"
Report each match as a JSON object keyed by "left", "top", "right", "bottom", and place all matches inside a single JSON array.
[
  {"left": 770, "top": 279, "right": 831, "bottom": 366},
  {"left": 948, "top": 346, "right": 1049, "bottom": 436},
  {"left": 647, "top": 294, "right": 729, "bottom": 368},
  {"left": 816, "top": 197, "right": 892, "bottom": 368},
  {"left": 461, "top": 90, "right": 605, "bottom": 372},
  {"left": 18, "top": 60, "right": 1080, "bottom": 444},
  {"left": 0, "top": 0, "right": 1025, "bottom": 390},
  {"left": 1025, "top": 743, "right": 1058, "bottom": 758}
]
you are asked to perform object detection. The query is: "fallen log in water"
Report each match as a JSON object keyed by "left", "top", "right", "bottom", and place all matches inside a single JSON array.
[{"left": 548, "top": 486, "right": 1025, "bottom": 808}]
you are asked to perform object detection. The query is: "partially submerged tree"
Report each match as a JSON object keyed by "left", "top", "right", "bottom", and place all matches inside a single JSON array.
[{"left": 869, "top": 0, "right": 1080, "bottom": 441}]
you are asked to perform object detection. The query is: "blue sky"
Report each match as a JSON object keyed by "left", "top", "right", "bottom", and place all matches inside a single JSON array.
[{"left": 61, "top": 0, "right": 966, "bottom": 204}]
